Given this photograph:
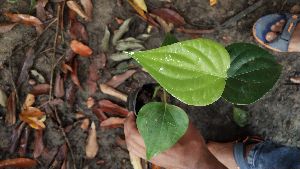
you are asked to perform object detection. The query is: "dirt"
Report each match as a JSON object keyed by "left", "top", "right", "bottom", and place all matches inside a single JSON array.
[{"left": 0, "top": 0, "right": 300, "bottom": 168}]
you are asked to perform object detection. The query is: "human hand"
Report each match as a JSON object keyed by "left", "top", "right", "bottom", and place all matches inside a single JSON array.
[{"left": 124, "top": 112, "right": 227, "bottom": 169}]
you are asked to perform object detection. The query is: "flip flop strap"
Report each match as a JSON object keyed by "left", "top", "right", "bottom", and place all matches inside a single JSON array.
[
  {"left": 281, "top": 14, "right": 300, "bottom": 41},
  {"left": 233, "top": 143, "right": 250, "bottom": 169}
]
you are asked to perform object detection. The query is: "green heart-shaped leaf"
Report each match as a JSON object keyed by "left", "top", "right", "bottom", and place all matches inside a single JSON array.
[
  {"left": 132, "top": 38, "right": 230, "bottom": 106},
  {"left": 137, "top": 102, "right": 189, "bottom": 160},
  {"left": 222, "top": 43, "right": 282, "bottom": 104}
]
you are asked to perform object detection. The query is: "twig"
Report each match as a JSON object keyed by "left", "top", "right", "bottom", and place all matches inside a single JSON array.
[
  {"left": 8, "top": 52, "right": 20, "bottom": 110},
  {"left": 49, "top": 5, "right": 61, "bottom": 101},
  {"left": 54, "top": 108, "right": 77, "bottom": 169},
  {"left": 221, "top": 0, "right": 266, "bottom": 28}
]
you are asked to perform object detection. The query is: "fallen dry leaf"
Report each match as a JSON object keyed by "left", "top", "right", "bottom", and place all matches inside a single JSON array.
[
  {"left": 0, "top": 158, "right": 37, "bottom": 168},
  {"left": 128, "top": 0, "right": 148, "bottom": 20},
  {"left": 99, "top": 84, "right": 128, "bottom": 102},
  {"left": 54, "top": 73, "right": 65, "bottom": 98},
  {"left": 17, "top": 48, "right": 35, "bottom": 87},
  {"left": 19, "top": 107, "right": 46, "bottom": 130},
  {"left": 151, "top": 8, "right": 186, "bottom": 26},
  {"left": 106, "top": 70, "right": 137, "bottom": 88},
  {"left": 6, "top": 91, "right": 16, "bottom": 126},
  {"left": 80, "top": 0, "right": 93, "bottom": 21},
  {"left": 75, "top": 112, "right": 86, "bottom": 119},
  {"left": 10, "top": 122, "right": 26, "bottom": 153},
  {"left": 86, "top": 97, "right": 95, "bottom": 108},
  {"left": 18, "top": 126, "right": 30, "bottom": 157},
  {"left": 4, "top": 12, "right": 44, "bottom": 34},
  {"left": 66, "top": 1, "right": 88, "bottom": 20},
  {"left": 112, "top": 18, "right": 132, "bottom": 45},
  {"left": 22, "top": 93, "right": 35, "bottom": 110},
  {"left": 0, "top": 88, "right": 7, "bottom": 107},
  {"left": 33, "top": 129, "right": 45, "bottom": 158},
  {"left": 30, "top": 84, "right": 51, "bottom": 96},
  {"left": 150, "top": 14, "right": 174, "bottom": 33},
  {"left": 30, "top": 70, "right": 46, "bottom": 83},
  {"left": 151, "top": 164, "right": 162, "bottom": 169},
  {"left": 99, "top": 100, "right": 129, "bottom": 117},
  {"left": 210, "top": 0, "right": 217, "bottom": 6},
  {"left": 66, "top": 82, "right": 77, "bottom": 108},
  {"left": 101, "top": 26, "right": 110, "bottom": 52},
  {"left": 175, "top": 27, "right": 214, "bottom": 34},
  {"left": 92, "top": 108, "right": 108, "bottom": 122},
  {"left": 81, "top": 118, "right": 90, "bottom": 130},
  {"left": 100, "top": 117, "right": 126, "bottom": 128},
  {"left": 0, "top": 23, "right": 17, "bottom": 33},
  {"left": 61, "top": 63, "right": 73, "bottom": 74},
  {"left": 129, "top": 152, "right": 143, "bottom": 169},
  {"left": 69, "top": 21, "right": 89, "bottom": 43},
  {"left": 70, "top": 40, "right": 93, "bottom": 57},
  {"left": 36, "top": 0, "right": 48, "bottom": 21},
  {"left": 71, "top": 59, "right": 82, "bottom": 89},
  {"left": 290, "top": 77, "right": 300, "bottom": 84},
  {"left": 85, "top": 122, "right": 99, "bottom": 159}
]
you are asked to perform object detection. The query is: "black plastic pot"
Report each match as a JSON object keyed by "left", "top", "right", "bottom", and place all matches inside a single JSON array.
[{"left": 127, "top": 83, "right": 178, "bottom": 115}]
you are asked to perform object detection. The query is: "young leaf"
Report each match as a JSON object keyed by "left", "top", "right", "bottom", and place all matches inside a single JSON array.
[
  {"left": 222, "top": 43, "right": 282, "bottom": 104},
  {"left": 132, "top": 38, "right": 230, "bottom": 106},
  {"left": 137, "top": 102, "right": 189, "bottom": 159},
  {"left": 233, "top": 107, "right": 249, "bottom": 127}
]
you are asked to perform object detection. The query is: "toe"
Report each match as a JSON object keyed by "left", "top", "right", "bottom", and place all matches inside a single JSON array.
[{"left": 266, "top": 31, "right": 278, "bottom": 42}]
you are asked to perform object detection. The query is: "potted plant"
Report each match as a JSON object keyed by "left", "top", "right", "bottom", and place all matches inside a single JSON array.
[{"left": 128, "top": 34, "right": 282, "bottom": 160}]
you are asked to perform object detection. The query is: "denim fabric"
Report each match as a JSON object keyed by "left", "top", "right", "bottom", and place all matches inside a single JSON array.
[{"left": 246, "top": 141, "right": 300, "bottom": 169}]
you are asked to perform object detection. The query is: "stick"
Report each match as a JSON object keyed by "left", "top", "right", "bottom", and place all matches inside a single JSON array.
[
  {"left": 49, "top": 5, "right": 61, "bottom": 101},
  {"left": 221, "top": 0, "right": 265, "bottom": 28}
]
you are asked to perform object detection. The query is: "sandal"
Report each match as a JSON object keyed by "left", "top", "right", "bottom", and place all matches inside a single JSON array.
[
  {"left": 233, "top": 136, "right": 264, "bottom": 169},
  {"left": 253, "top": 13, "right": 300, "bottom": 52}
]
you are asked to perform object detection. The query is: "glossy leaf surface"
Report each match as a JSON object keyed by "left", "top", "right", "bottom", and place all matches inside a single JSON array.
[
  {"left": 137, "top": 102, "right": 189, "bottom": 159},
  {"left": 132, "top": 38, "right": 230, "bottom": 106}
]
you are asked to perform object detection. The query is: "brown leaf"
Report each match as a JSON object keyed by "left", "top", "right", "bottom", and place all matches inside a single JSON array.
[
  {"left": 17, "top": 48, "right": 35, "bottom": 87},
  {"left": 106, "top": 69, "right": 137, "bottom": 88},
  {"left": 175, "top": 27, "right": 215, "bottom": 34},
  {"left": 65, "top": 48, "right": 76, "bottom": 62},
  {"left": 18, "top": 126, "right": 30, "bottom": 157},
  {"left": 151, "top": 164, "right": 162, "bottom": 169},
  {"left": 150, "top": 14, "right": 174, "bottom": 33},
  {"left": 70, "top": 40, "right": 93, "bottom": 57},
  {"left": 91, "top": 53, "right": 106, "bottom": 70},
  {"left": 128, "top": 0, "right": 148, "bottom": 20},
  {"left": 19, "top": 107, "right": 46, "bottom": 130},
  {"left": 33, "top": 130, "right": 45, "bottom": 158},
  {"left": 10, "top": 122, "right": 26, "bottom": 153},
  {"left": 69, "top": 21, "right": 89, "bottom": 43},
  {"left": 100, "top": 117, "right": 126, "bottom": 128},
  {"left": 0, "top": 23, "right": 17, "bottom": 33},
  {"left": 61, "top": 63, "right": 73, "bottom": 74},
  {"left": 99, "top": 84, "right": 128, "bottom": 102},
  {"left": 36, "top": 0, "right": 48, "bottom": 21},
  {"left": 6, "top": 91, "right": 16, "bottom": 126},
  {"left": 66, "top": 1, "right": 88, "bottom": 20},
  {"left": 22, "top": 94, "right": 35, "bottom": 110},
  {"left": 80, "top": 0, "right": 93, "bottom": 22},
  {"left": 86, "top": 97, "right": 95, "bottom": 108},
  {"left": 4, "top": 12, "right": 44, "bottom": 34},
  {"left": 86, "top": 80, "right": 97, "bottom": 96},
  {"left": 81, "top": 118, "right": 90, "bottom": 130},
  {"left": 66, "top": 82, "right": 77, "bottom": 108},
  {"left": 85, "top": 122, "right": 99, "bottom": 159},
  {"left": 92, "top": 108, "right": 108, "bottom": 122},
  {"left": 30, "top": 84, "right": 51, "bottom": 96},
  {"left": 88, "top": 63, "right": 100, "bottom": 82},
  {"left": 71, "top": 59, "right": 82, "bottom": 89},
  {"left": 0, "top": 158, "right": 37, "bottom": 168},
  {"left": 98, "top": 99, "right": 129, "bottom": 117},
  {"left": 54, "top": 73, "right": 65, "bottom": 98},
  {"left": 151, "top": 8, "right": 186, "bottom": 26},
  {"left": 129, "top": 152, "right": 143, "bottom": 169}
]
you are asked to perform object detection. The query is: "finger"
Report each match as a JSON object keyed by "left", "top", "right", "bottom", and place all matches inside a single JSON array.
[{"left": 124, "top": 113, "right": 146, "bottom": 147}]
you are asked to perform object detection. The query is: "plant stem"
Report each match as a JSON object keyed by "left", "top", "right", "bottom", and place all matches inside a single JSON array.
[{"left": 162, "top": 89, "right": 167, "bottom": 104}]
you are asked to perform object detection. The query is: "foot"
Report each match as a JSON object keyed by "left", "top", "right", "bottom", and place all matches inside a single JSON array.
[{"left": 207, "top": 142, "right": 256, "bottom": 169}]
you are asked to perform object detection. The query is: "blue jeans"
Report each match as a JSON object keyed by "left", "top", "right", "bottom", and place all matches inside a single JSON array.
[{"left": 235, "top": 141, "right": 300, "bottom": 169}]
